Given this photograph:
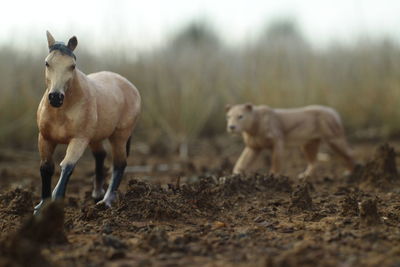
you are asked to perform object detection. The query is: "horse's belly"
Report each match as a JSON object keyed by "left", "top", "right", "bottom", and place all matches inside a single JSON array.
[
  {"left": 92, "top": 124, "right": 119, "bottom": 142},
  {"left": 92, "top": 107, "right": 123, "bottom": 139},
  {"left": 93, "top": 93, "right": 137, "bottom": 140},
  {"left": 285, "top": 134, "right": 321, "bottom": 147},
  {"left": 284, "top": 119, "right": 321, "bottom": 145},
  {"left": 246, "top": 137, "right": 273, "bottom": 149}
]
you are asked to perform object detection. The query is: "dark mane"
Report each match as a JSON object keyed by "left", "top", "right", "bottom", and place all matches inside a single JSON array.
[{"left": 49, "top": 42, "right": 76, "bottom": 59}]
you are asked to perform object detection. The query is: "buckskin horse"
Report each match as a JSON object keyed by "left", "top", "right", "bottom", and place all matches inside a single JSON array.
[{"left": 35, "top": 31, "right": 141, "bottom": 213}]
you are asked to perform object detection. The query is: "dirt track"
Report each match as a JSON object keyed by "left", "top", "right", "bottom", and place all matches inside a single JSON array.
[{"left": 0, "top": 140, "right": 400, "bottom": 267}]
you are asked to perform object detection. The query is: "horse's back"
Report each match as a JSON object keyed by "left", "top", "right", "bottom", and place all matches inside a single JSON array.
[
  {"left": 88, "top": 71, "right": 139, "bottom": 98},
  {"left": 87, "top": 71, "right": 141, "bottom": 136}
]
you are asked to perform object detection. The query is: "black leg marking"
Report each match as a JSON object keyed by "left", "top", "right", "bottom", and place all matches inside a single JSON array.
[
  {"left": 40, "top": 161, "right": 54, "bottom": 199},
  {"left": 94, "top": 150, "right": 106, "bottom": 179},
  {"left": 93, "top": 150, "right": 106, "bottom": 200},
  {"left": 52, "top": 164, "right": 75, "bottom": 199},
  {"left": 109, "top": 163, "right": 127, "bottom": 193},
  {"left": 34, "top": 161, "right": 55, "bottom": 214}
]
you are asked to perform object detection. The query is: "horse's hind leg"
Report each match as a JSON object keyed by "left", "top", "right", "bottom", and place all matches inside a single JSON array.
[
  {"left": 52, "top": 138, "right": 89, "bottom": 199},
  {"left": 299, "top": 139, "right": 320, "bottom": 178},
  {"left": 34, "top": 134, "right": 56, "bottom": 214},
  {"left": 98, "top": 131, "right": 130, "bottom": 207},
  {"left": 327, "top": 137, "right": 355, "bottom": 174},
  {"left": 90, "top": 142, "right": 107, "bottom": 202}
]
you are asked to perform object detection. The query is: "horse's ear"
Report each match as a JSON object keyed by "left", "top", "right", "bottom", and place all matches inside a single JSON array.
[
  {"left": 67, "top": 36, "right": 78, "bottom": 51},
  {"left": 244, "top": 103, "right": 253, "bottom": 111},
  {"left": 46, "top": 30, "right": 55, "bottom": 48},
  {"left": 225, "top": 104, "right": 232, "bottom": 112}
]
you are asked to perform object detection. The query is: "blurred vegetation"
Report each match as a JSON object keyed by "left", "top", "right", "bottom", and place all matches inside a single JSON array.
[{"left": 1, "top": 19, "right": 400, "bottom": 151}]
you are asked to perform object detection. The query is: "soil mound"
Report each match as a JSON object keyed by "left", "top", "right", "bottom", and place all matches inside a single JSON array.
[
  {"left": 289, "top": 183, "right": 313, "bottom": 212},
  {"left": 220, "top": 173, "right": 292, "bottom": 197},
  {"left": 0, "top": 201, "right": 66, "bottom": 267},
  {"left": 118, "top": 174, "right": 292, "bottom": 221},
  {"left": 119, "top": 179, "right": 186, "bottom": 220},
  {"left": 349, "top": 144, "right": 398, "bottom": 190},
  {"left": 0, "top": 188, "right": 33, "bottom": 215},
  {"left": 20, "top": 201, "right": 67, "bottom": 244},
  {"left": 359, "top": 198, "right": 381, "bottom": 226}
]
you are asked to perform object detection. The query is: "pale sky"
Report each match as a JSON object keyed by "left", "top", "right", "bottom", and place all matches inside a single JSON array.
[{"left": 1, "top": 0, "right": 400, "bottom": 52}]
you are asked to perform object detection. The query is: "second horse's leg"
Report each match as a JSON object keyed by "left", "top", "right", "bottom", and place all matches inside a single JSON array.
[
  {"left": 327, "top": 137, "right": 356, "bottom": 174},
  {"left": 52, "top": 138, "right": 89, "bottom": 200},
  {"left": 233, "top": 147, "right": 260, "bottom": 174},
  {"left": 299, "top": 139, "right": 320, "bottom": 178},
  {"left": 270, "top": 140, "right": 284, "bottom": 175}
]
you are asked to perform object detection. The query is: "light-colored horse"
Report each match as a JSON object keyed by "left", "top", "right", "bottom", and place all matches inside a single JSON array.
[{"left": 35, "top": 31, "right": 141, "bottom": 213}]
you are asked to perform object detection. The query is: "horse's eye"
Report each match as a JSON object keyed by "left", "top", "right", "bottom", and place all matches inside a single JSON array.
[
  {"left": 45, "top": 62, "right": 49, "bottom": 67},
  {"left": 238, "top": 115, "right": 243, "bottom": 120},
  {"left": 70, "top": 64, "right": 76, "bottom": 70}
]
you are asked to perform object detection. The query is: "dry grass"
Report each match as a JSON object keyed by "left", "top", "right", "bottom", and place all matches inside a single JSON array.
[{"left": 1, "top": 25, "right": 400, "bottom": 150}]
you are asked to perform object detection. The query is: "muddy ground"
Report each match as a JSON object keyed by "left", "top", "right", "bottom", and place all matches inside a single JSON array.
[{"left": 0, "top": 139, "right": 400, "bottom": 267}]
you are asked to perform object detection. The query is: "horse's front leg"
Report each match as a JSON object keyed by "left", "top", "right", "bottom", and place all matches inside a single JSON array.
[
  {"left": 271, "top": 139, "right": 284, "bottom": 175},
  {"left": 52, "top": 138, "right": 89, "bottom": 200},
  {"left": 233, "top": 147, "right": 260, "bottom": 174},
  {"left": 34, "top": 134, "right": 56, "bottom": 214}
]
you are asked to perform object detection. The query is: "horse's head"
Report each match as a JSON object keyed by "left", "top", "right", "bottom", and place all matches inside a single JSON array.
[{"left": 45, "top": 31, "right": 78, "bottom": 108}]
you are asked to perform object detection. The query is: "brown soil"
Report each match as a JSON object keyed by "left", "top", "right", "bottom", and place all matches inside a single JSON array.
[{"left": 1, "top": 140, "right": 400, "bottom": 266}]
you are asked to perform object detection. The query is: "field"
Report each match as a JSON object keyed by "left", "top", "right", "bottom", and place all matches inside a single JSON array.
[
  {"left": 1, "top": 20, "right": 400, "bottom": 267},
  {"left": 0, "top": 139, "right": 399, "bottom": 266}
]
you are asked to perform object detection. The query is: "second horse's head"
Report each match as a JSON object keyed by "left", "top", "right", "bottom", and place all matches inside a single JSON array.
[{"left": 45, "top": 31, "right": 77, "bottom": 108}]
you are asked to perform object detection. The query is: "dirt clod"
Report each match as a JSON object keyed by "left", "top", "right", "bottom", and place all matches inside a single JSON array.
[
  {"left": 359, "top": 198, "right": 381, "bottom": 226},
  {"left": 349, "top": 144, "right": 398, "bottom": 190},
  {"left": 289, "top": 183, "right": 313, "bottom": 212},
  {"left": 20, "top": 200, "right": 68, "bottom": 244},
  {"left": 0, "top": 201, "right": 66, "bottom": 267}
]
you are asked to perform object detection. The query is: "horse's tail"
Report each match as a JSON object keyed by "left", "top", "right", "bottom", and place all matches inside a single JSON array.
[{"left": 126, "top": 136, "right": 132, "bottom": 157}]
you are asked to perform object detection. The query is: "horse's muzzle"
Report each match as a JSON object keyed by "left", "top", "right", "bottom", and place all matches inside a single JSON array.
[{"left": 48, "top": 92, "right": 64, "bottom": 107}]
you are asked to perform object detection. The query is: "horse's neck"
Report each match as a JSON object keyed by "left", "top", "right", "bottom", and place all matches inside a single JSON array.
[{"left": 65, "top": 69, "right": 88, "bottom": 105}]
